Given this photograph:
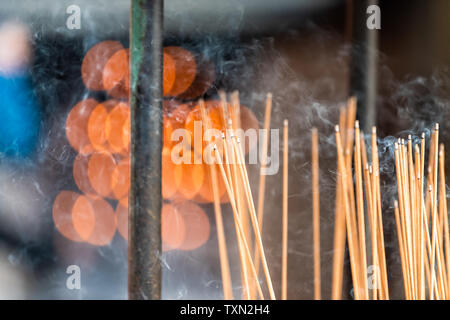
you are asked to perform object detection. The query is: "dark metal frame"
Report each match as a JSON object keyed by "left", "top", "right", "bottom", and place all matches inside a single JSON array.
[{"left": 128, "top": 0, "right": 163, "bottom": 300}]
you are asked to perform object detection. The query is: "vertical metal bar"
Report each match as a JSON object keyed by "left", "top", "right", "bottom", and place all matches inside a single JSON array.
[
  {"left": 350, "top": 0, "right": 379, "bottom": 133},
  {"left": 129, "top": 0, "right": 163, "bottom": 300}
]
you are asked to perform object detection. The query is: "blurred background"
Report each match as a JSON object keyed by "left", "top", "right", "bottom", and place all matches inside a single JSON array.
[{"left": 0, "top": 0, "right": 448, "bottom": 299}]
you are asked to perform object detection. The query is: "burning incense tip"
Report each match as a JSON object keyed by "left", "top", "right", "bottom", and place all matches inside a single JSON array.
[
  {"left": 365, "top": 163, "right": 369, "bottom": 170},
  {"left": 421, "top": 132, "right": 425, "bottom": 139},
  {"left": 283, "top": 119, "right": 288, "bottom": 126},
  {"left": 394, "top": 200, "right": 398, "bottom": 208},
  {"left": 428, "top": 185, "right": 432, "bottom": 192},
  {"left": 372, "top": 126, "right": 376, "bottom": 134},
  {"left": 267, "top": 92, "right": 273, "bottom": 99},
  {"left": 311, "top": 127, "right": 318, "bottom": 134},
  {"left": 435, "top": 123, "right": 439, "bottom": 130},
  {"left": 355, "top": 120, "right": 359, "bottom": 129},
  {"left": 408, "top": 134, "right": 412, "bottom": 140},
  {"left": 394, "top": 142, "right": 399, "bottom": 150},
  {"left": 335, "top": 125, "right": 340, "bottom": 133},
  {"left": 369, "top": 165, "right": 373, "bottom": 174},
  {"left": 213, "top": 144, "right": 218, "bottom": 150}
]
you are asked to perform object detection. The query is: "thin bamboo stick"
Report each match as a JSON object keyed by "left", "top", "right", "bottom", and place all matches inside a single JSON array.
[
  {"left": 354, "top": 121, "right": 368, "bottom": 299},
  {"left": 394, "top": 200, "right": 409, "bottom": 298},
  {"left": 282, "top": 120, "right": 289, "bottom": 300},
  {"left": 214, "top": 146, "right": 265, "bottom": 299},
  {"left": 254, "top": 93, "right": 273, "bottom": 293},
  {"left": 231, "top": 134, "right": 276, "bottom": 300},
  {"left": 420, "top": 133, "right": 426, "bottom": 299},
  {"left": 440, "top": 144, "right": 450, "bottom": 298},
  {"left": 430, "top": 124, "right": 439, "bottom": 299},
  {"left": 370, "top": 165, "right": 381, "bottom": 299},
  {"left": 312, "top": 127, "right": 321, "bottom": 300},
  {"left": 335, "top": 125, "right": 361, "bottom": 300},
  {"left": 198, "top": 99, "right": 233, "bottom": 300},
  {"left": 372, "top": 127, "right": 389, "bottom": 299},
  {"left": 229, "top": 92, "right": 253, "bottom": 299},
  {"left": 331, "top": 107, "right": 347, "bottom": 300}
]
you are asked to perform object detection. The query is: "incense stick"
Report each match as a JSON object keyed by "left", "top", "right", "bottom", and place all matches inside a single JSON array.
[
  {"left": 282, "top": 120, "right": 289, "bottom": 300},
  {"left": 214, "top": 146, "right": 265, "bottom": 300},
  {"left": 254, "top": 93, "right": 273, "bottom": 287},
  {"left": 335, "top": 125, "right": 362, "bottom": 300},
  {"left": 231, "top": 135, "right": 276, "bottom": 300},
  {"left": 312, "top": 127, "right": 321, "bottom": 300},
  {"left": 354, "top": 121, "right": 368, "bottom": 299},
  {"left": 198, "top": 99, "right": 233, "bottom": 300},
  {"left": 331, "top": 106, "right": 349, "bottom": 300}
]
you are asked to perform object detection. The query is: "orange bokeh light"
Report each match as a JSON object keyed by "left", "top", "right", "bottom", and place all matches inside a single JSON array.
[
  {"left": 164, "top": 46, "right": 197, "bottom": 97},
  {"left": 81, "top": 40, "right": 123, "bottom": 91}
]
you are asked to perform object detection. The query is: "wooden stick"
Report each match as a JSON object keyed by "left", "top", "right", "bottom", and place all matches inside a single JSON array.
[
  {"left": 230, "top": 92, "right": 253, "bottom": 299},
  {"left": 254, "top": 93, "right": 273, "bottom": 290},
  {"left": 435, "top": 144, "right": 448, "bottom": 297},
  {"left": 282, "top": 120, "right": 289, "bottom": 300},
  {"left": 229, "top": 135, "right": 252, "bottom": 300},
  {"left": 420, "top": 133, "right": 426, "bottom": 299},
  {"left": 354, "top": 121, "right": 368, "bottom": 299},
  {"left": 335, "top": 125, "right": 361, "bottom": 300},
  {"left": 214, "top": 146, "right": 265, "bottom": 300},
  {"left": 439, "top": 144, "right": 450, "bottom": 298},
  {"left": 414, "top": 144, "right": 423, "bottom": 299},
  {"left": 370, "top": 165, "right": 381, "bottom": 300},
  {"left": 231, "top": 134, "right": 276, "bottom": 300},
  {"left": 407, "top": 136, "right": 418, "bottom": 297},
  {"left": 430, "top": 124, "right": 439, "bottom": 299},
  {"left": 220, "top": 134, "right": 250, "bottom": 297},
  {"left": 312, "top": 127, "right": 321, "bottom": 300},
  {"left": 394, "top": 199, "right": 409, "bottom": 298},
  {"left": 400, "top": 139, "right": 415, "bottom": 299},
  {"left": 395, "top": 143, "right": 411, "bottom": 299},
  {"left": 345, "top": 101, "right": 360, "bottom": 292},
  {"left": 222, "top": 94, "right": 253, "bottom": 299},
  {"left": 331, "top": 107, "right": 348, "bottom": 300},
  {"left": 198, "top": 99, "right": 233, "bottom": 300},
  {"left": 372, "top": 127, "right": 389, "bottom": 299}
]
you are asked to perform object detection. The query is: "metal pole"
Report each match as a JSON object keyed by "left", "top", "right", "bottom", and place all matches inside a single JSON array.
[
  {"left": 129, "top": 0, "right": 163, "bottom": 300},
  {"left": 350, "top": 0, "right": 379, "bottom": 133}
]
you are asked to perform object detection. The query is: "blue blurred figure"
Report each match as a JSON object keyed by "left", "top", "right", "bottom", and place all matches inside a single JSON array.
[{"left": 0, "top": 21, "right": 40, "bottom": 158}]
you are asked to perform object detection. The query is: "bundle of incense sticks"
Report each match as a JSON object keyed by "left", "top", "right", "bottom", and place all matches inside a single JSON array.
[
  {"left": 333, "top": 116, "right": 388, "bottom": 299},
  {"left": 314, "top": 97, "right": 450, "bottom": 300},
  {"left": 393, "top": 124, "right": 450, "bottom": 300},
  {"left": 199, "top": 92, "right": 289, "bottom": 300},
  {"left": 309, "top": 98, "right": 388, "bottom": 300},
  {"left": 329, "top": 97, "right": 390, "bottom": 300}
]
